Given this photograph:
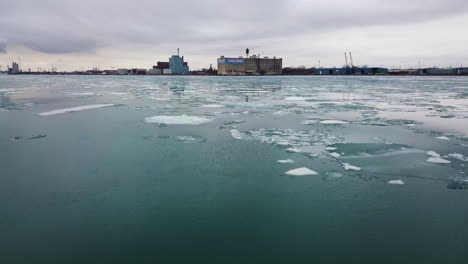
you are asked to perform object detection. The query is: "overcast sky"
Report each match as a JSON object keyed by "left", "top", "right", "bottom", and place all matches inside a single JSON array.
[{"left": 1, "top": 0, "right": 468, "bottom": 71}]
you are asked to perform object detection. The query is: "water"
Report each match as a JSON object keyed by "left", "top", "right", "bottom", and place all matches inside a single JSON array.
[{"left": 1, "top": 75, "right": 468, "bottom": 263}]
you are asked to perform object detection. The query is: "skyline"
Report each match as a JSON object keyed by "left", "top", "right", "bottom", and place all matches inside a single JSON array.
[{"left": 1, "top": 0, "right": 468, "bottom": 71}]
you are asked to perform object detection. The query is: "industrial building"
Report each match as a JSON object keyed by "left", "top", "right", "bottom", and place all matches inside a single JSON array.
[
  {"left": 7, "top": 62, "right": 20, "bottom": 74},
  {"left": 217, "top": 49, "right": 282, "bottom": 75},
  {"left": 314, "top": 67, "right": 389, "bottom": 75},
  {"left": 152, "top": 49, "right": 189, "bottom": 75}
]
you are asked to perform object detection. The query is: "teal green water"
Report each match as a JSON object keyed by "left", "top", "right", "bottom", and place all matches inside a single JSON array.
[{"left": 1, "top": 75, "right": 468, "bottom": 263}]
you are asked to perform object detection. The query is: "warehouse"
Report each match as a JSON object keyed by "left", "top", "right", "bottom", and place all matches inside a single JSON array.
[{"left": 217, "top": 53, "right": 282, "bottom": 75}]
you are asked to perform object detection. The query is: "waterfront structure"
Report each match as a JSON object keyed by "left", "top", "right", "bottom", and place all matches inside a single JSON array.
[
  {"left": 117, "top": 69, "right": 129, "bottom": 75},
  {"left": 217, "top": 51, "right": 282, "bottom": 75},
  {"left": 147, "top": 68, "right": 162, "bottom": 75},
  {"left": 169, "top": 55, "right": 189, "bottom": 74},
  {"left": 8, "top": 62, "right": 20, "bottom": 74},
  {"left": 315, "top": 67, "right": 389, "bottom": 75},
  {"left": 152, "top": 50, "right": 189, "bottom": 75},
  {"left": 130, "top": 68, "right": 147, "bottom": 75}
]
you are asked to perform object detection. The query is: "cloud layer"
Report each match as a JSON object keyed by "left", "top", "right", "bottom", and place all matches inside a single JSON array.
[{"left": 1, "top": 0, "right": 468, "bottom": 69}]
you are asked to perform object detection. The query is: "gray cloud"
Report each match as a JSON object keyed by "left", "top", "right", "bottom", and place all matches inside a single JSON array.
[
  {"left": 0, "top": 40, "right": 6, "bottom": 53},
  {"left": 2, "top": 0, "right": 468, "bottom": 54},
  {"left": 1, "top": 0, "right": 468, "bottom": 69}
]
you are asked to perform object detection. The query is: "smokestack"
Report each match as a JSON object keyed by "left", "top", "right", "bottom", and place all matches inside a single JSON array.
[{"left": 177, "top": 48, "right": 180, "bottom": 56}]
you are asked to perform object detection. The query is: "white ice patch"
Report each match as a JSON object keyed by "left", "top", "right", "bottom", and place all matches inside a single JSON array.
[
  {"left": 388, "top": 180, "right": 405, "bottom": 185},
  {"left": 435, "top": 136, "right": 450, "bottom": 140},
  {"left": 68, "top": 92, "right": 96, "bottom": 96},
  {"left": 320, "top": 120, "right": 349, "bottom": 125},
  {"left": 325, "top": 147, "right": 337, "bottom": 151},
  {"left": 277, "top": 159, "right": 295, "bottom": 164},
  {"left": 230, "top": 129, "right": 243, "bottom": 140},
  {"left": 201, "top": 104, "right": 224, "bottom": 108},
  {"left": 329, "top": 152, "right": 341, "bottom": 158},
  {"left": 426, "top": 157, "right": 451, "bottom": 164},
  {"left": 301, "top": 120, "right": 317, "bottom": 125},
  {"left": 342, "top": 163, "right": 361, "bottom": 171},
  {"left": 144, "top": 115, "right": 212, "bottom": 125},
  {"left": 285, "top": 167, "right": 318, "bottom": 176},
  {"left": 286, "top": 148, "right": 303, "bottom": 153},
  {"left": 427, "top": 151, "right": 441, "bottom": 158},
  {"left": 448, "top": 153, "right": 468, "bottom": 162},
  {"left": 273, "top": 110, "right": 290, "bottom": 116},
  {"left": 285, "top": 96, "right": 313, "bottom": 101},
  {"left": 38, "top": 104, "right": 114, "bottom": 116}
]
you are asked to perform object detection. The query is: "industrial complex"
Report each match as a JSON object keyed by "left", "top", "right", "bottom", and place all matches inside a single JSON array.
[
  {"left": 217, "top": 49, "right": 282, "bottom": 75},
  {"left": 3, "top": 49, "right": 468, "bottom": 76}
]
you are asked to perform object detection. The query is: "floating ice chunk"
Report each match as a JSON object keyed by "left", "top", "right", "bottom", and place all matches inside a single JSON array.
[
  {"left": 285, "top": 167, "right": 318, "bottom": 176},
  {"left": 286, "top": 148, "right": 303, "bottom": 153},
  {"left": 202, "top": 104, "right": 224, "bottom": 108},
  {"left": 388, "top": 180, "right": 405, "bottom": 185},
  {"left": 448, "top": 153, "right": 468, "bottom": 162},
  {"left": 342, "top": 163, "right": 361, "bottom": 171},
  {"left": 325, "top": 147, "right": 337, "bottom": 151},
  {"left": 329, "top": 152, "right": 341, "bottom": 158},
  {"left": 301, "top": 120, "right": 317, "bottom": 125},
  {"left": 426, "top": 157, "right": 451, "bottom": 164},
  {"left": 273, "top": 110, "right": 290, "bottom": 116},
  {"left": 68, "top": 92, "right": 96, "bottom": 96},
  {"left": 320, "top": 120, "right": 349, "bottom": 125},
  {"left": 144, "top": 115, "right": 212, "bottom": 125},
  {"left": 176, "top": 136, "right": 206, "bottom": 143},
  {"left": 435, "top": 136, "right": 450, "bottom": 140},
  {"left": 427, "top": 151, "right": 441, "bottom": 158},
  {"left": 277, "top": 159, "right": 295, "bottom": 164},
  {"left": 230, "top": 129, "right": 243, "bottom": 140},
  {"left": 39, "top": 104, "right": 115, "bottom": 116},
  {"left": 285, "top": 97, "right": 313, "bottom": 101}
]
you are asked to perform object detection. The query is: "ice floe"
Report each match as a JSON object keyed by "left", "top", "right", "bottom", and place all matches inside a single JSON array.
[
  {"left": 325, "top": 147, "right": 337, "bottom": 151},
  {"left": 176, "top": 136, "right": 207, "bottom": 143},
  {"left": 435, "top": 136, "right": 450, "bottom": 140},
  {"left": 427, "top": 157, "right": 451, "bottom": 164},
  {"left": 427, "top": 151, "right": 441, "bottom": 158},
  {"left": 285, "top": 167, "right": 318, "bottom": 176},
  {"left": 285, "top": 97, "right": 313, "bottom": 101},
  {"left": 388, "top": 180, "right": 405, "bottom": 185},
  {"left": 329, "top": 152, "right": 341, "bottom": 158},
  {"left": 301, "top": 120, "right": 317, "bottom": 125},
  {"left": 277, "top": 159, "right": 295, "bottom": 164},
  {"left": 286, "top": 148, "right": 303, "bottom": 153},
  {"left": 426, "top": 151, "right": 451, "bottom": 163},
  {"left": 448, "top": 153, "right": 468, "bottom": 162},
  {"left": 230, "top": 129, "right": 244, "bottom": 140},
  {"left": 144, "top": 115, "right": 212, "bottom": 125},
  {"left": 201, "top": 104, "right": 224, "bottom": 108},
  {"left": 320, "top": 120, "right": 349, "bottom": 125},
  {"left": 68, "top": 92, "right": 96, "bottom": 96},
  {"left": 38, "top": 104, "right": 115, "bottom": 116},
  {"left": 342, "top": 163, "right": 361, "bottom": 171}
]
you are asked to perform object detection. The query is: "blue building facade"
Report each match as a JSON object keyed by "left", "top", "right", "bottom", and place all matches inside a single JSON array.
[{"left": 169, "top": 55, "right": 189, "bottom": 74}]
